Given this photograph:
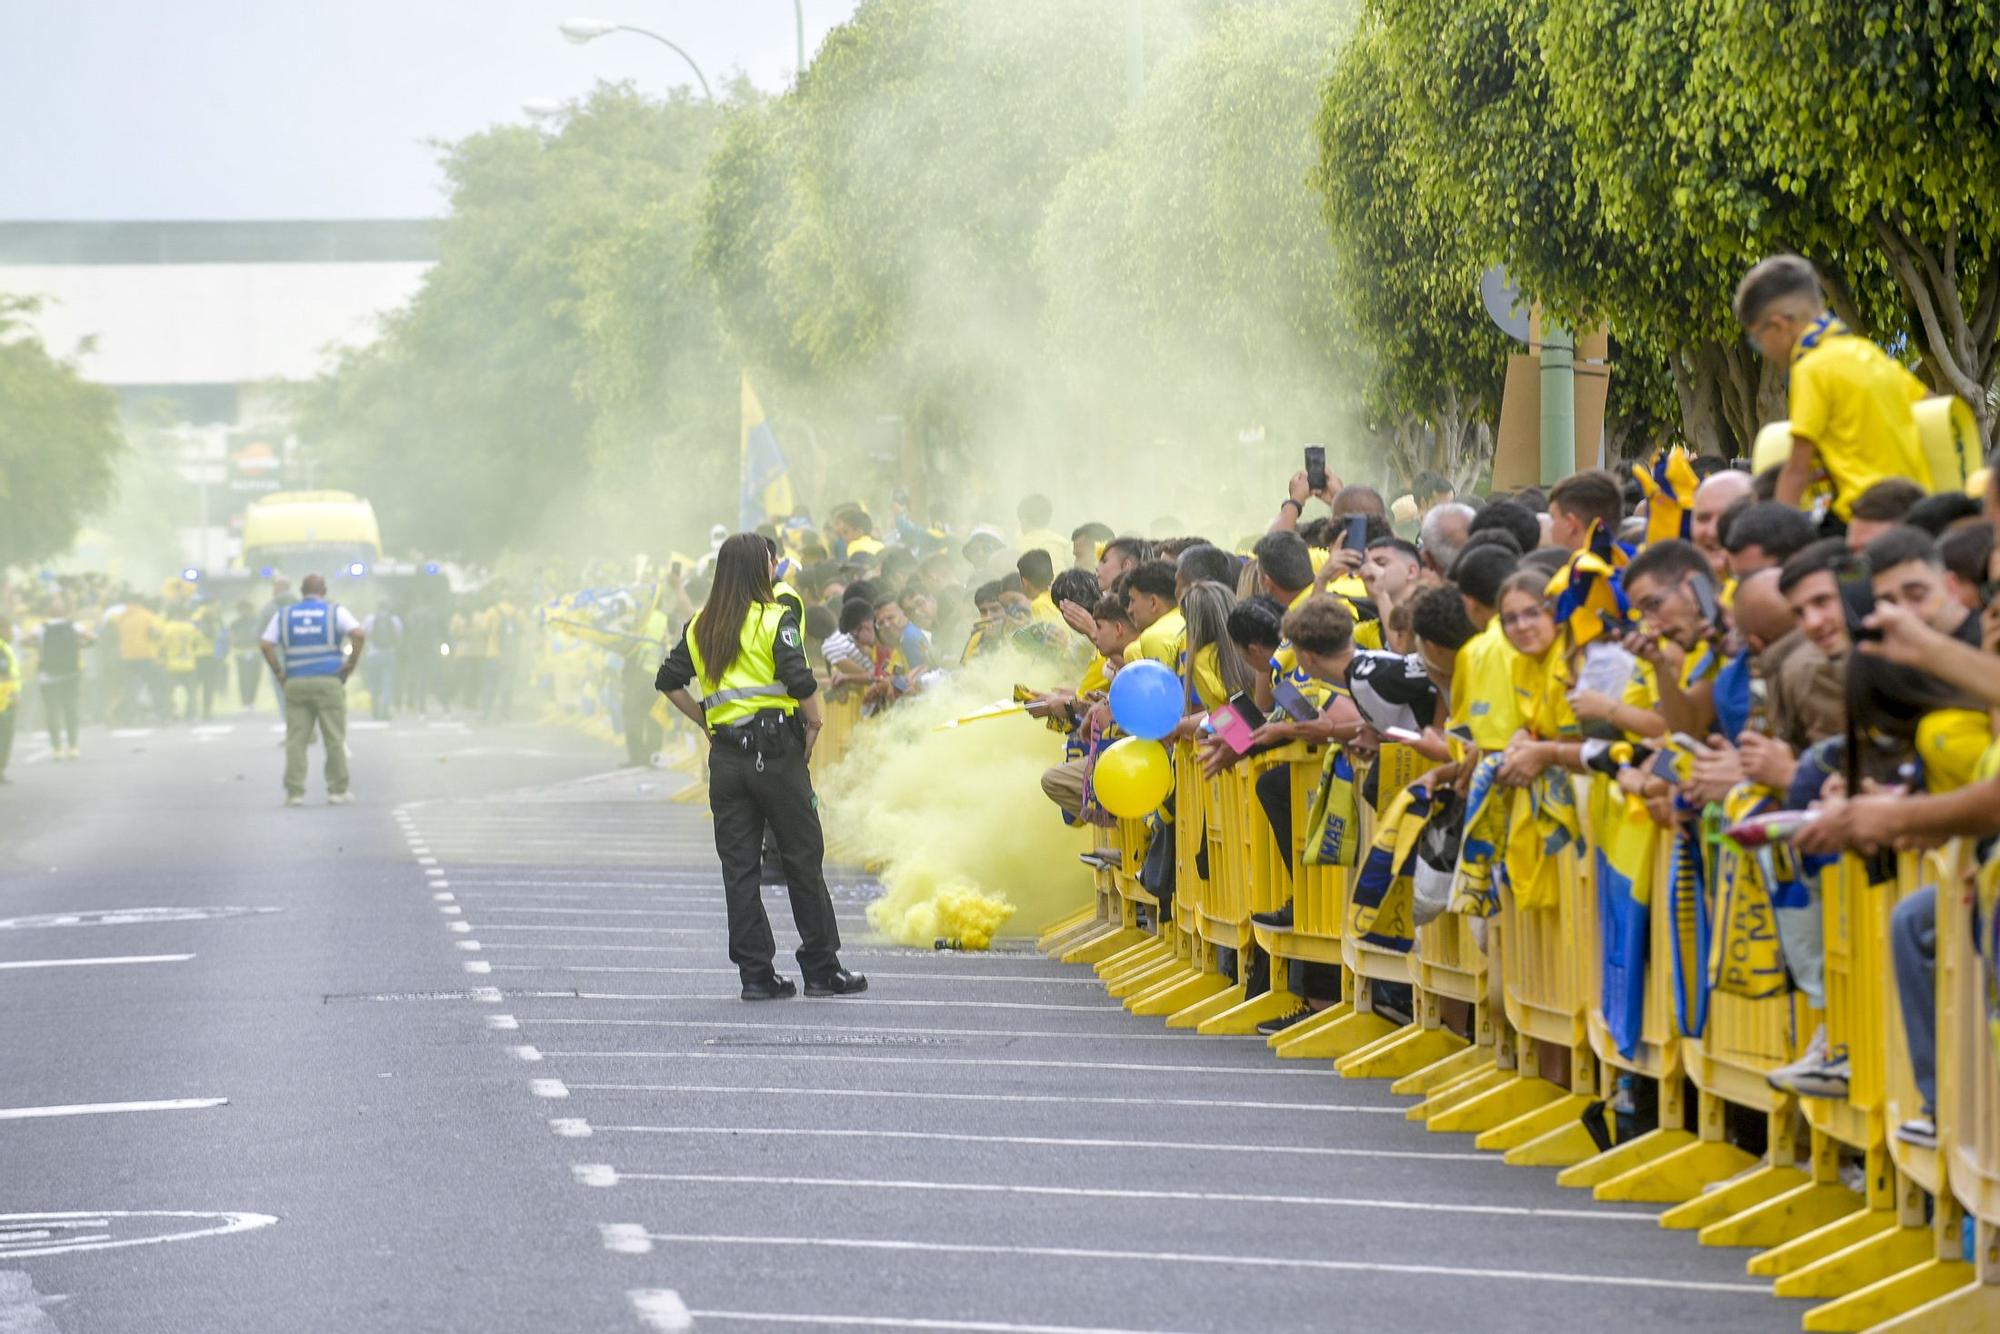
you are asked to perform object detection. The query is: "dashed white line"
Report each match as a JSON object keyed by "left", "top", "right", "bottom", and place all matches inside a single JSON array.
[
  {"left": 0, "top": 954, "right": 194, "bottom": 972},
  {"left": 628, "top": 1288, "right": 691, "bottom": 1330},
  {"left": 530, "top": 1079, "right": 569, "bottom": 1098},
  {"left": 683, "top": 1313, "right": 1202, "bottom": 1334},
  {"left": 540, "top": 1051, "right": 1329, "bottom": 1078},
  {"left": 560, "top": 1084, "right": 1396, "bottom": 1115},
  {"left": 0, "top": 1098, "right": 227, "bottom": 1121},
  {"left": 587, "top": 1125, "right": 1491, "bottom": 1163},
  {"left": 598, "top": 1170, "right": 1652, "bottom": 1222},
  {"left": 636, "top": 1233, "right": 1770, "bottom": 1295},
  {"left": 517, "top": 1018, "right": 1255, "bottom": 1043}
]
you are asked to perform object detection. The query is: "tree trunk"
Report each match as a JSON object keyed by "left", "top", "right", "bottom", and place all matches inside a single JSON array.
[
  {"left": 1671, "top": 345, "right": 1726, "bottom": 457},
  {"left": 1874, "top": 215, "right": 2000, "bottom": 447}
]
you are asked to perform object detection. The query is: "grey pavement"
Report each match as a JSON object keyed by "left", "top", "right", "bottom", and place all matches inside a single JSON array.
[{"left": 0, "top": 711, "right": 1806, "bottom": 1332}]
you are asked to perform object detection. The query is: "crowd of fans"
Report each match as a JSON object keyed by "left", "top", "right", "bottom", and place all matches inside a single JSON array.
[
  {"left": 0, "top": 569, "right": 546, "bottom": 783},
  {"left": 644, "top": 253, "right": 1997, "bottom": 1169}
]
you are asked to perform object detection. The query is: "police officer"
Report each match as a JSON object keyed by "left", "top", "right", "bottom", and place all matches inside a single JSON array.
[
  {"left": 259, "top": 573, "right": 365, "bottom": 807},
  {"left": 656, "top": 532, "right": 866, "bottom": 1001}
]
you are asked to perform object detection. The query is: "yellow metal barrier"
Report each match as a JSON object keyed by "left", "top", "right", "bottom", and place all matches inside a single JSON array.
[{"left": 1255, "top": 745, "right": 1357, "bottom": 1054}]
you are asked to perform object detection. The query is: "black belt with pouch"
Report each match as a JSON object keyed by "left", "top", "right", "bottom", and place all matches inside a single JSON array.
[{"left": 711, "top": 709, "right": 798, "bottom": 756}]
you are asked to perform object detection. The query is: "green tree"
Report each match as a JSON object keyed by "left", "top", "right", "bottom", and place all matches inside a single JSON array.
[
  {"left": 299, "top": 85, "right": 738, "bottom": 562},
  {"left": 0, "top": 296, "right": 123, "bottom": 568},
  {"left": 1315, "top": 16, "right": 1509, "bottom": 486},
  {"left": 1714, "top": 0, "right": 2000, "bottom": 439},
  {"left": 1039, "top": 0, "right": 1364, "bottom": 452}
]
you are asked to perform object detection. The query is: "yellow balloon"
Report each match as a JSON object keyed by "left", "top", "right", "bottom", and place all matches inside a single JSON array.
[{"left": 1092, "top": 737, "right": 1173, "bottom": 819}]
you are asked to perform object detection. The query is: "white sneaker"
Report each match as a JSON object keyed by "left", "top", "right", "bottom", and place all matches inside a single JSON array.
[
  {"left": 285, "top": 795, "right": 305, "bottom": 807},
  {"left": 328, "top": 793, "right": 354, "bottom": 805},
  {"left": 1766, "top": 1024, "right": 1830, "bottom": 1095},
  {"left": 66, "top": 747, "right": 79, "bottom": 761}
]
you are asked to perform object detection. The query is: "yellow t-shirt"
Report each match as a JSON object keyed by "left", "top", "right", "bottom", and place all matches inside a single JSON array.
[
  {"left": 1449, "top": 618, "right": 1523, "bottom": 752},
  {"left": 1189, "top": 642, "right": 1230, "bottom": 713},
  {"left": 1076, "top": 652, "right": 1110, "bottom": 698},
  {"left": 1917, "top": 709, "right": 1994, "bottom": 794},
  {"left": 1127, "top": 607, "right": 1186, "bottom": 668},
  {"left": 160, "top": 621, "right": 208, "bottom": 674},
  {"left": 1270, "top": 587, "right": 1335, "bottom": 708},
  {"left": 115, "top": 605, "right": 161, "bottom": 662},
  {"left": 1514, "top": 644, "right": 1577, "bottom": 739},
  {"left": 1354, "top": 618, "right": 1384, "bottom": 652},
  {"left": 843, "top": 534, "right": 885, "bottom": 558},
  {"left": 1789, "top": 331, "right": 1931, "bottom": 520},
  {"left": 1029, "top": 591, "right": 1064, "bottom": 626}
]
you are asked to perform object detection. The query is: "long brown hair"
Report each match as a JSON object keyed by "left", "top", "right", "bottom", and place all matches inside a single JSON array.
[{"left": 694, "top": 532, "right": 775, "bottom": 686}]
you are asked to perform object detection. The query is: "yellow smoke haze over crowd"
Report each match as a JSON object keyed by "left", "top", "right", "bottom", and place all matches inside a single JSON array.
[{"left": 821, "top": 651, "right": 1093, "bottom": 950}]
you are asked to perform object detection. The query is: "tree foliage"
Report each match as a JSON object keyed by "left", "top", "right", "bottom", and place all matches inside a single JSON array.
[
  {"left": 0, "top": 296, "right": 123, "bottom": 568},
  {"left": 1315, "top": 16, "right": 1508, "bottom": 484},
  {"left": 1040, "top": 0, "right": 1362, "bottom": 448},
  {"left": 299, "top": 85, "right": 737, "bottom": 562}
]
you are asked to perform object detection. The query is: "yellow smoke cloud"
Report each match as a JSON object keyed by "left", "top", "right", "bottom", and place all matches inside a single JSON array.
[{"left": 821, "top": 650, "right": 1093, "bottom": 950}]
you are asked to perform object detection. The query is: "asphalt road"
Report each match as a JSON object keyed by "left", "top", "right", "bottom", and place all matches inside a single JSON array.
[{"left": 0, "top": 707, "right": 1804, "bottom": 1333}]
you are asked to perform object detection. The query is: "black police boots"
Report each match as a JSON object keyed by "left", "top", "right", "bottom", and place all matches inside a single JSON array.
[
  {"left": 805, "top": 969, "right": 868, "bottom": 997},
  {"left": 740, "top": 974, "right": 798, "bottom": 1001}
]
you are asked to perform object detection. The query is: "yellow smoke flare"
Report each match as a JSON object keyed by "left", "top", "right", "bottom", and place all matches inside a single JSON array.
[{"left": 820, "top": 650, "right": 1093, "bottom": 950}]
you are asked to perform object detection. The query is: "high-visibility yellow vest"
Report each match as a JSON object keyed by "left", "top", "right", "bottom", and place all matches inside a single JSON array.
[
  {"left": 684, "top": 601, "right": 798, "bottom": 729},
  {"left": 0, "top": 640, "right": 17, "bottom": 712}
]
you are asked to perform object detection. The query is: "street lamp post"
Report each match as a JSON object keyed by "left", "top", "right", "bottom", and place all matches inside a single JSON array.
[{"left": 559, "top": 17, "right": 715, "bottom": 104}]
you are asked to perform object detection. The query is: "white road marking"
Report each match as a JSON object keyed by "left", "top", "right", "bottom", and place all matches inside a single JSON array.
[
  {"left": 542, "top": 992, "right": 1112, "bottom": 1014},
  {"left": 457, "top": 925, "right": 708, "bottom": 934},
  {"left": 439, "top": 906, "right": 463, "bottom": 916},
  {"left": 456, "top": 906, "right": 722, "bottom": 917},
  {"left": 0, "top": 1211, "right": 276, "bottom": 1259},
  {"left": 485, "top": 1015, "right": 519, "bottom": 1031},
  {"left": 462, "top": 960, "right": 492, "bottom": 974},
  {"left": 0, "top": 907, "right": 279, "bottom": 929},
  {"left": 417, "top": 857, "right": 438, "bottom": 866},
  {"left": 108, "top": 728, "right": 154, "bottom": 739},
  {"left": 471, "top": 986, "right": 503, "bottom": 1003},
  {"left": 448, "top": 922, "right": 472, "bottom": 934},
  {"left": 485, "top": 963, "right": 1102, "bottom": 985},
  {"left": 0, "top": 1099, "right": 226, "bottom": 1121},
  {"left": 683, "top": 1313, "right": 1203, "bottom": 1334},
  {"left": 590, "top": 1125, "right": 1491, "bottom": 1164},
  {"left": 191, "top": 724, "right": 235, "bottom": 737},
  {"left": 604, "top": 1170, "right": 1652, "bottom": 1222},
  {"left": 431, "top": 892, "right": 455, "bottom": 902},
  {"left": 530, "top": 1079, "right": 569, "bottom": 1098},
  {"left": 510, "top": 1045, "right": 543, "bottom": 1062},
  {"left": 574, "top": 1164, "right": 618, "bottom": 1187},
  {"left": 562, "top": 1084, "right": 1396, "bottom": 1115},
  {"left": 627, "top": 1288, "right": 691, "bottom": 1331},
  {"left": 454, "top": 941, "right": 481, "bottom": 951},
  {"left": 600, "top": 1223, "right": 652, "bottom": 1255},
  {"left": 425, "top": 869, "right": 445, "bottom": 879},
  {"left": 637, "top": 1233, "right": 1771, "bottom": 1296},
  {"left": 0, "top": 954, "right": 193, "bottom": 972},
  {"left": 520, "top": 1018, "right": 1257, "bottom": 1043},
  {"left": 543, "top": 1051, "right": 1327, "bottom": 1079},
  {"left": 549, "top": 1118, "right": 592, "bottom": 1138}
]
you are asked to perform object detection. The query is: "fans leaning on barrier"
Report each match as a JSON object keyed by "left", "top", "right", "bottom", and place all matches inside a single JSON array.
[
  {"left": 0, "top": 617, "right": 17, "bottom": 785},
  {"left": 1734, "top": 254, "right": 1931, "bottom": 526},
  {"left": 27, "top": 597, "right": 89, "bottom": 760},
  {"left": 1842, "top": 477, "right": 1927, "bottom": 553},
  {"left": 1863, "top": 524, "right": 1983, "bottom": 645},
  {"left": 1417, "top": 502, "right": 1475, "bottom": 582},
  {"left": 1689, "top": 469, "right": 1754, "bottom": 577},
  {"left": 1546, "top": 469, "right": 1626, "bottom": 553},
  {"left": 1719, "top": 501, "right": 1818, "bottom": 580},
  {"left": 260, "top": 573, "right": 365, "bottom": 807},
  {"left": 654, "top": 532, "right": 864, "bottom": 1002}
]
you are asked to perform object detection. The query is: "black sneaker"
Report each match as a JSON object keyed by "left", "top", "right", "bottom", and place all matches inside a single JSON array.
[
  {"left": 740, "top": 975, "right": 797, "bottom": 1001},
  {"left": 805, "top": 969, "right": 868, "bottom": 997},
  {"left": 1250, "top": 902, "right": 1295, "bottom": 930},
  {"left": 1256, "top": 1005, "right": 1313, "bottom": 1036}
]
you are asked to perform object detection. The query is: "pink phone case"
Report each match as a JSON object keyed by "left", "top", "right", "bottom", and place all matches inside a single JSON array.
[{"left": 1211, "top": 704, "right": 1258, "bottom": 755}]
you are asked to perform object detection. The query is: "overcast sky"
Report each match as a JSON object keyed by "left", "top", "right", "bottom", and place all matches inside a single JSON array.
[{"left": 0, "top": 0, "right": 859, "bottom": 220}]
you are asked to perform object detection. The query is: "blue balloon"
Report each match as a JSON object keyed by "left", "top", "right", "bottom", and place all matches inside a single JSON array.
[{"left": 1108, "top": 659, "right": 1183, "bottom": 741}]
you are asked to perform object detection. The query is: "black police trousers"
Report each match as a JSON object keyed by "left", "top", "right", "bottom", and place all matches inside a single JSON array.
[{"left": 707, "top": 724, "right": 842, "bottom": 984}]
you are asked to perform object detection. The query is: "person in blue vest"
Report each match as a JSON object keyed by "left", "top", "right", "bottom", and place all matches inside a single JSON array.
[
  {"left": 259, "top": 573, "right": 366, "bottom": 807},
  {"left": 656, "top": 532, "right": 866, "bottom": 1001}
]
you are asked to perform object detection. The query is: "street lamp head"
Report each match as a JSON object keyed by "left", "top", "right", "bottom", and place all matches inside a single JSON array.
[{"left": 559, "top": 17, "right": 618, "bottom": 44}]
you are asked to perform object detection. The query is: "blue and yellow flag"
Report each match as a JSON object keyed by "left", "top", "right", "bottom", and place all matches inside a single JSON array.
[
  {"left": 1546, "top": 521, "right": 1632, "bottom": 653},
  {"left": 1638, "top": 444, "right": 1700, "bottom": 548},
  {"left": 740, "top": 371, "right": 796, "bottom": 532}
]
